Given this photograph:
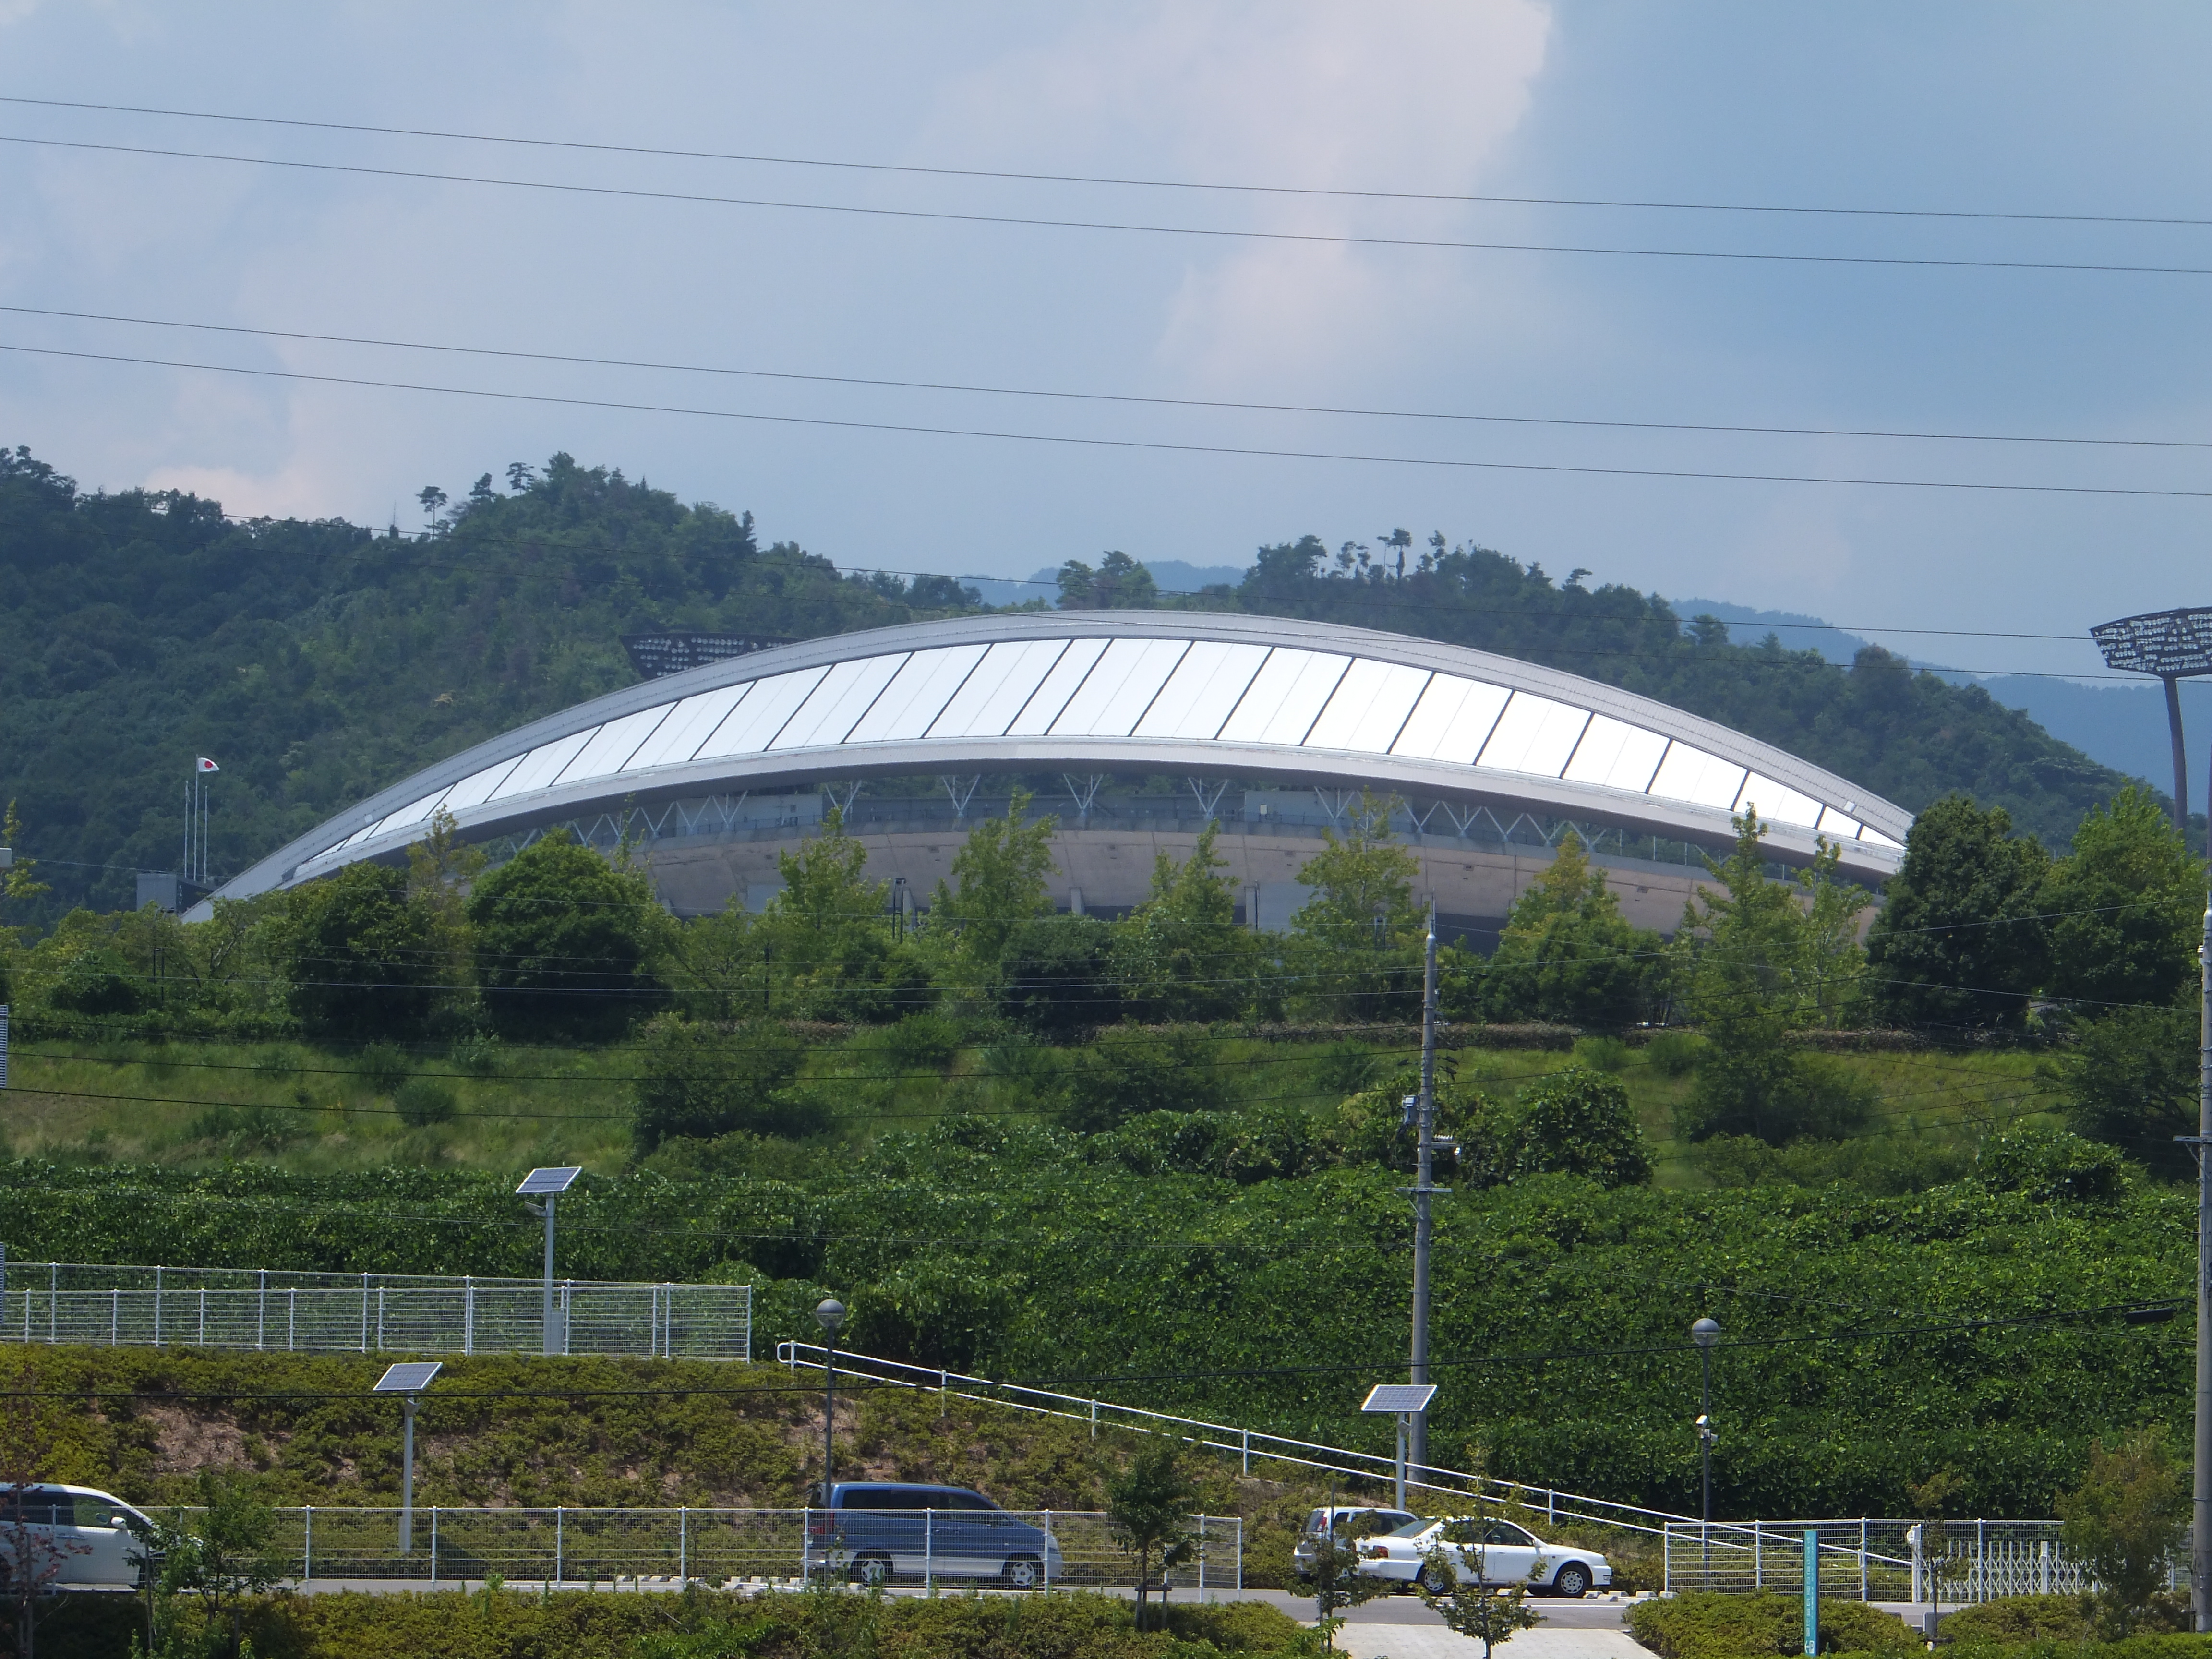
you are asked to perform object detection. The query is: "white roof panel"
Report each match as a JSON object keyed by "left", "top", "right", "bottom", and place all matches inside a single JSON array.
[
  {"left": 771, "top": 653, "right": 909, "bottom": 751},
  {"left": 1305, "top": 660, "right": 1431, "bottom": 755},
  {"left": 375, "top": 787, "right": 451, "bottom": 838},
  {"left": 1735, "top": 772, "right": 1825, "bottom": 830},
  {"left": 1003, "top": 637, "right": 1110, "bottom": 736},
  {"left": 1563, "top": 715, "right": 1670, "bottom": 795},
  {"left": 1863, "top": 826, "right": 1904, "bottom": 850},
  {"left": 487, "top": 729, "right": 595, "bottom": 803},
  {"left": 929, "top": 639, "right": 1070, "bottom": 739},
  {"left": 1478, "top": 692, "right": 1591, "bottom": 777},
  {"left": 441, "top": 755, "right": 525, "bottom": 812},
  {"left": 1648, "top": 743, "right": 1747, "bottom": 811},
  {"left": 555, "top": 705, "right": 672, "bottom": 786},
  {"left": 1218, "top": 649, "right": 1352, "bottom": 746},
  {"left": 692, "top": 666, "right": 830, "bottom": 760},
  {"left": 1815, "top": 805, "right": 1863, "bottom": 840},
  {"left": 845, "top": 645, "right": 988, "bottom": 744},
  {"left": 1133, "top": 640, "right": 1271, "bottom": 741},
  {"left": 1052, "top": 637, "right": 1190, "bottom": 737},
  {"left": 622, "top": 683, "right": 754, "bottom": 773},
  {"left": 1392, "top": 675, "right": 1510, "bottom": 765}
]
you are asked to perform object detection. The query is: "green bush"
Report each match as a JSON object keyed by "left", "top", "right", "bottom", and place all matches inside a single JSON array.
[
  {"left": 1627, "top": 1590, "right": 1915, "bottom": 1659},
  {"left": 1647, "top": 1032, "right": 1706, "bottom": 1077},
  {"left": 392, "top": 1077, "right": 457, "bottom": 1127},
  {"left": 357, "top": 1041, "right": 412, "bottom": 1096},
  {"left": 1938, "top": 1594, "right": 2095, "bottom": 1645},
  {"left": 1979, "top": 1125, "right": 2133, "bottom": 1203}
]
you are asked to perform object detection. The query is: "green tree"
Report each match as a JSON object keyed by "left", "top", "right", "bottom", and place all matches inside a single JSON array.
[
  {"left": 1308, "top": 1527, "right": 1391, "bottom": 1651},
  {"left": 145, "top": 1468, "right": 283, "bottom": 1659},
  {"left": 1001, "top": 914, "right": 1119, "bottom": 1035},
  {"left": 1290, "top": 792, "right": 1422, "bottom": 1020},
  {"left": 1113, "top": 821, "right": 1258, "bottom": 1022},
  {"left": 756, "top": 811, "right": 925, "bottom": 1022},
  {"left": 1480, "top": 831, "right": 1660, "bottom": 1028},
  {"left": 2041, "top": 785, "right": 2204, "bottom": 1010},
  {"left": 2055, "top": 1430, "right": 2188, "bottom": 1637},
  {"left": 404, "top": 806, "right": 486, "bottom": 1019},
  {"left": 1676, "top": 813, "right": 1871, "bottom": 1143},
  {"left": 1104, "top": 1442, "right": 1195, "bottom": 1631},
  {"left": 1513, "top": 1066, "right": 1653, "bottom": 1187},
  {"left": 466, "top": 830, "right": 672, "bottom": 1039},
  {"left": 276, "top": 861, "right": 441, "bottom": 1040},
  {"left": 1419, "top": 1540, "right": 1542, "bottom": 1659},
  {"left": 926, "top": 789, "right": 1059, "bottom": 1002},
  {"left": 1063, "top": 1026, "right": 1217, "bottom": 1131},
  {"left": 1865, "top": 794, "right": 2050, "bottom": 1031},
  {"left": 1056, "top": 550, "right": 1158, "bottom": 609},
  {"left": 2053, "top": 1003, "right": 2199, "bottom": 1177},
  {"left": 631, "top": 1015, "right": 816, "bottom": 1149}
]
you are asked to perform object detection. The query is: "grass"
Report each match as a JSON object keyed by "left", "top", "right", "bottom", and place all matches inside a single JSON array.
[{"left": 0, "top": 1023, "right": 2056, "bottom": 1191}]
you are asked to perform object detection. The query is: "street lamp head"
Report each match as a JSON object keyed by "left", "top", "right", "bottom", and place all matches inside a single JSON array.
[
  {"left": 2091, "top": 608, "right": 2212, "bottom": 679},
  {"left": 1691, "top": 1317, "right": 1721, "bottom": 1347},
  {"left": 814, "top": 1298, "right": 846, "bottom": 1337}
]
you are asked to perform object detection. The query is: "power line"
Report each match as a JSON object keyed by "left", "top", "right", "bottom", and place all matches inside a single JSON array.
[
  {"left": 12, "top": 341, "right": 2212, "bottom": 503},
  {"left": 9, "top": 131, "right": 2212, "bottom": 279},
  {"left": 7, "top": 95, "right": 2212, "bottom": 231},
  {"left": 11, "top": 301, "right": 2211, "bottom": 456}
]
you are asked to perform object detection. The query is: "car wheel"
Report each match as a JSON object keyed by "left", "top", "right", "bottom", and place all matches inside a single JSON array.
[
  {"left": 1001, "top": 1554, "right": 1045, "bottom": 1591},
  {"left": 1553, "top": 1562, "right": 1592, "bottom": 1599},
  {"left": 851, "top": 1552, "right": 893, "bottom": 1587},
  {"left": 1419, "top": 1562, "right": 1454, "bottom": 1596}
]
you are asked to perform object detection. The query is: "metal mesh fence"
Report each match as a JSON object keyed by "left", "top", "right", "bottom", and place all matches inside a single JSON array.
[
  {"left": 209, "top": 1508, "right": 1240, "bottom": 1592},
  {"left": 0, "top": 1263, "right": 750, "bottom": 1361},
  {"left": 1660, "top": 1519, "right": 2092, "bottom": 1603}
]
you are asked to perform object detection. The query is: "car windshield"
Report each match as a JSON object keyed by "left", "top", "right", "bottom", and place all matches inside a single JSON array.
[{"left": 1385, "top": 1518, "right": 1435, "bottom": 1539}]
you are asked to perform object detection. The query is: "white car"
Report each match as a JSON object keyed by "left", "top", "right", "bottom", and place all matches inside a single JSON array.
[
  {"left": 1357, "top": 1515, "right": 1611, "bottom": 1599},
  {"left": 0, "top": 1485, "right": 157, "bottom": 1591}
]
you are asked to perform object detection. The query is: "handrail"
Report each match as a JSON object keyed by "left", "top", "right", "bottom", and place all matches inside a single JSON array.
[{"left": 777, "top": 1340, "right": 1698, "bottom": 1538}]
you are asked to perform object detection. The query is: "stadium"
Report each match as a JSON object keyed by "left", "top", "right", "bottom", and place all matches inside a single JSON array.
[{"left": 197, "top": 612, "right": 1911, "bottom": 940}]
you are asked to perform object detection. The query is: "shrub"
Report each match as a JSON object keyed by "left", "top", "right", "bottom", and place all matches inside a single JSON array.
[
  {"left": 1647, "top": 1031, "right": 1706, "bottom": 1077},
  {"left": 275, "top": 863, "right": 438, "bottom": 1040},
  {"left": 631, "top": 1016, "right": 816, "bottom": 1149},
  {"left": 1574, "top": 1034, "right": 1631, "bottom": 1073},
  {"left": 391, "top": 1078, "right": 457, "bottom": 1128},
  {"left": 1938, "top": 1594, "right": 2095, "bottom": 1645},
  {"left": 1627, "top": 1590, "right": 1915, "bottom": 1659},
  {"left": 1513, "top": 1066, "right": 1652, "bottom": 1187},
  {"left": 1978, "top": 1125, "right": 2132, "bottom": 1203},
  {"left": 356, "top": 1042, "right": 411, "bottom": 1096}
]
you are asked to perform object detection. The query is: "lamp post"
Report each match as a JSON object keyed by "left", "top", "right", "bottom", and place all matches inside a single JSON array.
[
  {"left": 1692, "top": 1317, "right": 1720, "bottom": 1587},
  {"left": 2089, "top": 606, "right": 2212, "bottom": 1632},
  {"left": 815, "top": 1298, "right": 846, "bottom": 1508},
  {"left": 516, "top": 1167, "right": 582, "bottom": 1356},
  {"left": 373, "top": 1362, "right": 443, "bottom": 1553}
]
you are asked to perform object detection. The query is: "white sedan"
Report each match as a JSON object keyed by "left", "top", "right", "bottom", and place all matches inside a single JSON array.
[{"left": 1357, "top": 1516, "right": 1611, "bottom": 1598}]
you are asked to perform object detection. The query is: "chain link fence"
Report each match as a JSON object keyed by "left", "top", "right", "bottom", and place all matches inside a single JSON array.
[
  {"left": 196, "top": 1507, "right": 1239, "bottom": 1592},
  {"left": 0, "top": 1262, "right": 750, "bottom": 1361},
  {"left": 1660, "top": 1519, "right": 2092, "bottom": 1603}
]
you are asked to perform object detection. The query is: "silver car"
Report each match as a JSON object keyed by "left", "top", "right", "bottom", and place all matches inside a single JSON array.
[
  {"left": 1292, "top": 1505, "right": 1421, "bottom": 1582},
  {"left": 0, "top": 1486, "right": 156, "bottom": 1591}
]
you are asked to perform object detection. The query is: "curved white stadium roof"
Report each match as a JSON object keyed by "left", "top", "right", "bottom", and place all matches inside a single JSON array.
[{"left": 204, "top": 611, "right": 1911, "bottom": 909}]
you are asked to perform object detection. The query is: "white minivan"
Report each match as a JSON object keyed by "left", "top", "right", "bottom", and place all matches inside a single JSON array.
[{"left": 0, "top": 1486, "right": 157, "bottom": 1591}]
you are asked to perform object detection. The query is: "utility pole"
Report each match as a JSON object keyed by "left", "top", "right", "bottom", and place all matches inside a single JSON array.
[{"left": 1408, "top": 901, "right": 1445, "bottom": 1480}]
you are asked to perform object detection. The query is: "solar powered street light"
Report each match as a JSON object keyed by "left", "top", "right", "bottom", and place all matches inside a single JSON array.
[
  {"left": 517, "top": 1167, "right": 582, "bottom": 1356},
  {"left": 373, "top": 1361, "right": 443, "bottom": 1553},
  {"left": 1361, "top": 1382, "right": 1437, "bottom": 1511},
  {"left": 814, "top": 1298, "right": 846, "bottom": 1513}
]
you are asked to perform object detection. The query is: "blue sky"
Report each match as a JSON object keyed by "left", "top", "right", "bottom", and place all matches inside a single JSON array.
[{"left": 1, "top": 2, "right": 2209, "bottom": 684}]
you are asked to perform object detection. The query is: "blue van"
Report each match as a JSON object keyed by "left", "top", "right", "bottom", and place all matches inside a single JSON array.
[{"left": 804, "top": 1482, "right": 1063, "bottom": 1589}]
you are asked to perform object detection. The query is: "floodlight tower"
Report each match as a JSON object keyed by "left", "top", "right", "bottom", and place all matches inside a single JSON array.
[
  {"left": 2090, "top": 608, "right": 2212, "bottom": 832},
  {"left": 2091, "top": 607, "right": 2212, "bottom": 1635},
  {"left": 517, "top": 1167, "right": 582, "bottom": 1356}
]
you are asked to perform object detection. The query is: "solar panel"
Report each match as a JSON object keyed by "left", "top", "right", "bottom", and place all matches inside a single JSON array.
[
  {"left": 516, "top": 1166, "right": 583, "bottom": 1196},
  {"left": 1361, "top": 1383, "right": 1438, "bottom": 1414},
  {"left": 373, "top": 1362, "right": 444, "bottom": 1394}
]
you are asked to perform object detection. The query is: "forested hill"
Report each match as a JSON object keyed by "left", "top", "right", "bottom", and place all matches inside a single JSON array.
[{"left": 0, "top": 445, "right": 2132, "bottom": 921}]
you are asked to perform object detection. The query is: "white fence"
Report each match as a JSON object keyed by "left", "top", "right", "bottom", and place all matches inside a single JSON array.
[
  {"left": 1659, "top": 1519, "right": 2094, "bottom": 1603},
  {"left": 0, "top": 1262, "right": 751, "bottom": 1361},
  {"left": 206, "top": 1506, "right": 1239, "bottom": 1592}
]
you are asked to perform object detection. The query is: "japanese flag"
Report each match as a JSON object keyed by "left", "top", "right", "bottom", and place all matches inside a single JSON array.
[{"left": 196, "top": 757, "right": 220, "bottom": 773}]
